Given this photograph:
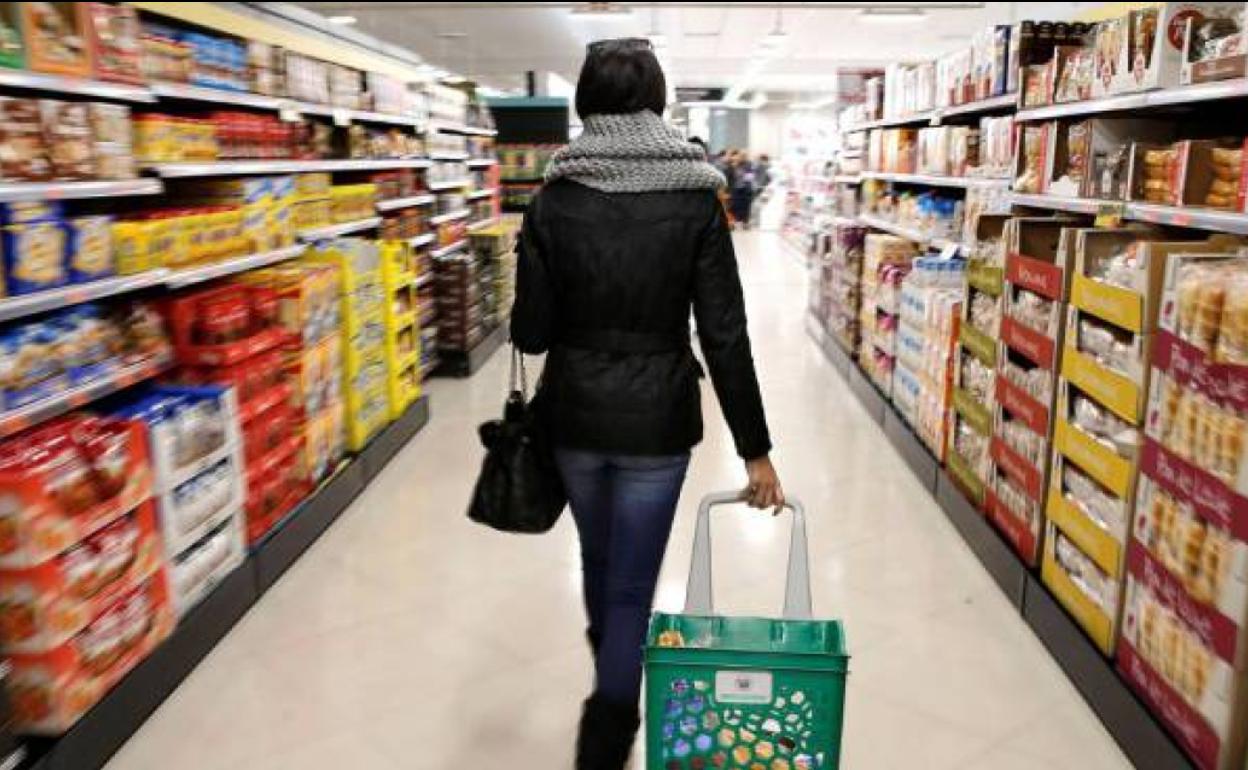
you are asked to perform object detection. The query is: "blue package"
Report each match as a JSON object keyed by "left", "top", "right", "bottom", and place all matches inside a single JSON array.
[
  {"left": 3, "top": 222, "right": 68, "bottom": 296},
  {"left": 56, "top": 305, "right": 118, "bottom": 386},
  {"left": 64, "top": 215, "right": 115, "bottom": 284},
  {"left": 0, "top": 201, "right": 63, "bottom": 227},
  {"left": 0, "top": 322, "right": 68, "bottom": 410}
]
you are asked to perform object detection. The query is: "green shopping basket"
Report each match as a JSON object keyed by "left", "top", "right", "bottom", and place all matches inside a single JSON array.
[{"left": 645, "top": 492, "right": 848, "bottom": 770}]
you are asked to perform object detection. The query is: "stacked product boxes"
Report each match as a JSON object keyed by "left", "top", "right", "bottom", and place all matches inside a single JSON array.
[
  {"left": 859, "top": 234, "right": 916, "bottom": 395},
  {"left": 895, "top": 258, "right": 963, "bottom": 458},
  {"left": 307, "top": 239, "right": 389, "bottom": 451},
  {"left": 380, "top": 240, "right": 422, "bottom": 419}
]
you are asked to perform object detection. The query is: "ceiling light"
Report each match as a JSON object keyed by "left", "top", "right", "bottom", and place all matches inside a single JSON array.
[
  {"left": 327, "top": 15, "right": 356, "bottom": 25},
  {"left": 569, "top": 3, "right": 632, "bottom": 18},
  {"left": 859, "top": 8, "right": 927, "bottom": 24}
]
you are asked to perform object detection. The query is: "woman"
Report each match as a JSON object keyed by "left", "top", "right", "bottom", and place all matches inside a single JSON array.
[
  {"left": 729, "top": 152, "right": 756, "bottom": 229},
  {"left": 510, "top": 38, "right": 783, "bottom": 769}
]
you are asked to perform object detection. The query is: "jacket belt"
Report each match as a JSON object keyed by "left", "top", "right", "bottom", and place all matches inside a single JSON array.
[{"left": 560, "top": 328, "right": 689, "bottom": 354}]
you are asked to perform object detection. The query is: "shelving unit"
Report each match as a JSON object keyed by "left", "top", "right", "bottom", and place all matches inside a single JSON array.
[
  {"left": 376, "top": 194, "right": 436, "bottom": 211},
  {"left": 428, "top": 178, "right": 472, "bottom": 191},
  {"left": 297, "top": 217, "right": 383, "bottom": 241},
  {"left": 166, "top": 245, "right": 308, "bottom": 288},
  {"left": 430, "top": 239, "right": 467, "bottom": 259},
  {"left": 861, "top": 171, "right": 1011, "bottom": 189},
  {"left": 466, "top": 188, "right": 497, "bottom": 200},
  {"left": 0, "top": 178, "right": 162, "bottom": 202},
  {"left": 408, "top": 233, "right": 436, "bottom": 248},
  {"left": 428, "top": 209, "right": 470, "bottom": 226},
  {"left": 0, "top": 69, "right": 155, "bottom": 102},
  {"left": 146, "top": 158, "right": 431, "bottom": 178},
  {"left": 0, "top": 272, "right": 169, "bottom": 323},
  {"left": 1012, "top": 193, "right": 1248, "bottom": 236}
]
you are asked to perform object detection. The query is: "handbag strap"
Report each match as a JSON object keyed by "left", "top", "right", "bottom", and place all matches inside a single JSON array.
[{"left": 509, "top": 343, "right": 529, "bottom": 398}]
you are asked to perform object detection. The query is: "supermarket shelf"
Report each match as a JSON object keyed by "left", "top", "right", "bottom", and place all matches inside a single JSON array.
[
  {"left": 376, "top": 194, "right": 436, "bottom": 211},
  {"left": 22, "top": 397, "right": 431, "bottom": 770},
  {"left": 0, "top": 351, "right": 172, "bottom": 439},
  {"left": 858, "top": 214, "right": 965, "bottom": 254},
  {"left": 936, "top": 92, "right": 1018, "bottom": 119},
  {"left": 430, "top": 239, "right": 467, "bottom": 259},
  {"left": 466, "top": 158, "right": 498, "bottom": 168},
  {"left": 860, "top": 171, "right": 1011, "bottom": 189},
  {"left": 146, "top": 158, "right": 432, "bottom": 178},
  {"left": 807, "top": 330, "right": 1197, "bottom": 770},
  {"left": 466, "top": 187, "right": 497, "bottom": 200},
  {"left": 337, "top": 108, "right": 422, "bottom": 128},
  {"left": 467, "top": 217, "right": 498, "bottom": 232},
  {"left": 841, "top": 110, "right": 935, "bottom": 132},
  {"left": 0, "top": 271, "right": 170, "bottom": 323},
  {"left": 430, "top": 151, "right": 470, "bottom": 162},
  {"left": 0, "top": 178, "right": 163, "bottom": 203},
  {"left": 166, "top": 245, "right": 307, "bottom": 288},
  {"left": 882, "top": 408, "right": 939, "bottom": 493},
  {"left": 434, "top": 323, "right": 506, "bottom": 378},
  {"left": 428, "top": 209, "right": 471, "bottom": 226},
  {"left": 432, "top": 121, "right": 498, "bottom": 137},
  {"left": 1011, "top": 193, "right": 1248, "bottom": 235},
  {"left": 408, "top": 233, "right": 436, "bottom": 248},
  {"left": 1015, "top": 77, "right": 1248, "bottom": 122},
  {"left": 0, "top": 69, "right": 155, "bottom": 103},
  {"left": 1023, "top": 580, "right": 1198, "bottom": 770},
  {"left": 428, "top": 178, "right": 472, "bottom": 191},
  {"left": 297, "top": 217, "right": 382, "bottom": 241},
  {"left": 414, "top": 271, "right": 434, "bottom": 289},
  {"left": 833, "top": 174, "right": 862, "bottom": 184},
  {"left": 149, "top": 81, "right": 281, "bottom": 110}
]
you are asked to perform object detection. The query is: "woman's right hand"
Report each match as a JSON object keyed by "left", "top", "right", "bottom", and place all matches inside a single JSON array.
[{"left": 744, "top": 455, "right": 785, "bottom": 514}]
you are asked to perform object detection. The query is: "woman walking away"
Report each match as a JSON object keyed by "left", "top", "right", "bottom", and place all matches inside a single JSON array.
[
  {"left": 729, "top": 152, "right": 756, "bottom": 229},
  {"left": 510, "top": 37, "right": 783, "bottom": 770}
]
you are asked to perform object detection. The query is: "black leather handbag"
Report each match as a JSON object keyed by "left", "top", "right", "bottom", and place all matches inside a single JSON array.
[{"left": 468, "top": 346, "right": 566, "bottom": 533}]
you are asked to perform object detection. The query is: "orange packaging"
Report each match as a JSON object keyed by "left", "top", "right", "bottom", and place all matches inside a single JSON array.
[
  {"left": 7, "top": 574, "right": 173, "bottom": 734},
  {"left": 0, "top": 502, "right": 162, "bottom": 654},
  {"left": 0, "top": 419, "right": 153, "bottom": 569},
  {"left": 21, "top": 2, "right": 92, "bottom": 77}
]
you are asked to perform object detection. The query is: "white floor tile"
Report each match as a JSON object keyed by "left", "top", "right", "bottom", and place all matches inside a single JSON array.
[{"left": 102, "top": 230, "right": 1132, "bottom": 769}]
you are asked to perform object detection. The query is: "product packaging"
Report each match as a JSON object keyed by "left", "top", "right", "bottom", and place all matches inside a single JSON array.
[{"left": 20, "top": 2, "right": 91, "bottom": 77}]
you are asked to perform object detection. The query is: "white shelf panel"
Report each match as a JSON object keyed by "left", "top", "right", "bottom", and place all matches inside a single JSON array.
[
  {"left": 466, "top": 188, "right": 497, "bottom": 200},
  {"left": 150, "top": 82, "right": 281, "bottom": 110},
  {"left": 432, "top": 121, "right": 498, "bottom": 137},
  {"left": 428, "top": 178, "right": 472, "bottom": 191},
  {"left": 1012, "top": 193, "right": 1248, "bottom": 235},
  {"left": 430, "top": 152, "right": 470, "bottom": 162},
  {"left": 0, "top": 178, "right": 163, "bottom": 202},
  {"left": 430, "top": 239, "right": 467, "bottom": 259},
  {"left": 0, "top": 69, "right": 155, "bottom": 103},
  {"left": 408, "top": 233, "right": 436, "bottom": 248},
  {"left": 833, "top": 175, "right": 862, "bottom": 184},
  {"left": 0, "top": 270, "right": 170, "bottom": 322},
  {"left": 936, "top": 93, "right": 1018, "bottom": 119},
  {"left": 166, "top": 245, "right": 307, "bottom": 289},
  {"left": 376, "top": 194, "right": 436, "bottom": 211},
  {"left": 297, "top": 218, "right": 382, "bottom": 241},
  {"left": 1015, "top": 78, "right": 1248, "bottom": 122},
  {"left": 1009, "top": 192, "right": 1105, "bottom": 215},
  {"left": 466, "top": 158, "right": 497, "bottom": 168},
  {"left": 861, "top": 171, "right": 1011, "bottom": 189},
  {"left": 148, "top": 158, "right": 431, "bottom": 178},
  {"left": 467, "top": 217, "right": 498, "bottom": 232},
  {"left": 428, "top": 209, "right": 470, "bottom": 226},
  {"left": 859, "top": 214, "right": 966, "bottom": 255}
]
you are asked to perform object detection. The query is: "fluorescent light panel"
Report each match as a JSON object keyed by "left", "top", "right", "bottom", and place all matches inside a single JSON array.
[{"left": 327, "top": 15, "right": 357, "bottom": 25}]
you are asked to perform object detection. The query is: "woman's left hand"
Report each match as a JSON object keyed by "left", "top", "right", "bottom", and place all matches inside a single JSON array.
[{"left": 743, "top": 455, "right": 785, "bottom": 514}]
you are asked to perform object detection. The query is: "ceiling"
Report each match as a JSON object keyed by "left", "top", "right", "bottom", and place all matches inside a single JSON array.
[{"left": 294, "top": 2, "right": 1097, "bottom": 100}]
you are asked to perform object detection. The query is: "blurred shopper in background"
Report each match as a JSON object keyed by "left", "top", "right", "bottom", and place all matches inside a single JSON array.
[
  {"left": 510, "top": 37, "right": 783, "bottom": 770},
  {"left": 729, "top": 151, "right": 756, "bottom": 229}
]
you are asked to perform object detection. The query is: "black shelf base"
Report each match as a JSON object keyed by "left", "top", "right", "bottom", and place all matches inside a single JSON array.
[
  {"left": 21, "top": 398, "right": 432, "bottom": 770},
  {"left": 807, "top": 318, "right": 1195, "bottom": 770},
  {"left": 434, "top": 324, "right": 506, "bottom": 378}
]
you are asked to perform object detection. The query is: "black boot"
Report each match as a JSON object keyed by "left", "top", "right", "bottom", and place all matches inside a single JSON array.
[{"left": 575, "top": 694, "right": 640, "bottom": 770}]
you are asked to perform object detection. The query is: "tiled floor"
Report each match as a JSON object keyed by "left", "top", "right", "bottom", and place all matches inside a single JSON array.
[{"left": 104, "top": 231, "right": 1133, "bottom": 769}]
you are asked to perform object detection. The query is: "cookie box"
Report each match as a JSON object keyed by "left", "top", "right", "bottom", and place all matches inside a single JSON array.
[
  {"left": 1042, "top": 520, "right": 1122, "bottom": 656},
  {"left": 241, "top": 262, "right": 341, "bottom": 346},
  {"left": 7, "top": 574, "right": 173, "bottom": 734},
  {"left": 0, "top": 5, "right": 23, "bottom": 69},
  {"left": 3, "top": 222, "right": 67, "bottom": 295},
  {"left": 0, "top": 98, "right": 51, "bottom": 182},
  {"left": 241, "top": 399, "right": 296, "bottom": 464},
  {"left": 167, "top": 511, "right": 244, "bottom": 618},
  {"left": 0, "top": 202, "right": 59, "bottom": 228},
  {"left": 0, "top": 502, "right": 160, "bottom": 654},
  {"left": 1003, "top": 219, "right": 1078, "bottom": 345},
  {"left": 39, "top": 100, "right": 96, "bottom": 181},
  {"left": 20, "top": 2, "right": 91, "bottom": 77},
  {"left": 1090, "top": 3, "right": 1238, "bottom": 97},
  {"left": 1182, "top": 5, "right": 1248, "bottom": 85},
  {"left": 302, "top": 400, "right": 345, "bottom": 483},
  {"left": 0, "top": 417, "right": 153, "bottom": 569},
  {"left": 1119, "top": 575, "right": 1248, "bottom": 770},
  {"left": 86, "top": 3, "right": 141, "bottom": 85},
  {"left": 283, "top": 335, "right": 342, "bottom": 416},
  {"left": 112, "top": 386, "right": 240, "bottom": 489},
  {"left": 64, "top": 215, "right": 114, "bottom": 284},
  {"left": 155, "top": 453, "right": 244, "bottom": 559},
  {"left": 1132, "top": 467, "right": 1248, "bottom": 668},
  {"left": 987, "top": 468, "right": 1043, "bottom": 565}
]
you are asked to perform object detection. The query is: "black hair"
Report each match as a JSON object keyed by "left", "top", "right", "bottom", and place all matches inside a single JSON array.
[
  {"left": 575, "top": 38, "right": 667, "bottom": 120},
  {"left": 689, "top": 136, "right": 707, "bottom": 151}
]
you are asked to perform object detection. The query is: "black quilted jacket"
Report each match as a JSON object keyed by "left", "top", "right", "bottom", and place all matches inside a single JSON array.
[{"left": 510, "top": 179, "right": 772, "bottom": 460}]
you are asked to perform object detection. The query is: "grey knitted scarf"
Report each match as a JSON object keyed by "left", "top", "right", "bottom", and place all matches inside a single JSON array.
[{"left": 545, "top": 111, "right": 726, "bottom": 193}]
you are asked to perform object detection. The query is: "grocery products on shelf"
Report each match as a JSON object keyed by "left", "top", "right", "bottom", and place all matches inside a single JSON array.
[
  {"left": 894, "top": 257, "right": 963, "bottom": 457},
  {"left": 381, "top": 240, "right": 421, "bottom": 420},
  {"left": 858, "top": 234, "right": 916, "bottom": 394}
]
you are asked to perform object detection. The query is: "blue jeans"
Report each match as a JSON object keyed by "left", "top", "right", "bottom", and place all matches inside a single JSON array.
[{"left": 555, "top": 448, "right": 691, "bottom": 704}]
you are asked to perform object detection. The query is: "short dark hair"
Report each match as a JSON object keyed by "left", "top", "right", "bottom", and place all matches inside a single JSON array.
[{"left": 575, "top": 38, "right": 667, "bottom": 119}]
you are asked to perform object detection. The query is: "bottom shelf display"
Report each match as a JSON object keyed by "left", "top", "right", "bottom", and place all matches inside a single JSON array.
[
  {"left": 14, "top": 397, "right": 431, "bottom": 770},
  {"left": 809, "top": 331, "right": 1199, "bottom": 770}
]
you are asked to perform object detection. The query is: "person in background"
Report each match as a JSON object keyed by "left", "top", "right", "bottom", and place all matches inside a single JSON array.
[
  {"left": 755, "top": 153, "right": 772, "bottom": 190},
  {"left": 729, "top": 151, "right": 756, "bottom": 229},
  {"left": 510, "top": 37, "right": 782, "bottom": 770}
]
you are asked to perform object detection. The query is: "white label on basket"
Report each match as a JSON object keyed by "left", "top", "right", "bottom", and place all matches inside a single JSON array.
[{"left": 715, "top": 671, "right": 773, "bottom": 704}]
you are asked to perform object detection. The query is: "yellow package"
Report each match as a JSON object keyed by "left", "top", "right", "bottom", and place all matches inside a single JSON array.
[{"left": 112, "top": 221, "right": 151, "bottom": 275}]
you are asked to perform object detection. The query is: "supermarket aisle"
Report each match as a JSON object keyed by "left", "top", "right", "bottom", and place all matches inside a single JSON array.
[{"left": 105, "top": 232, "right": 1131, "bottom": 770}]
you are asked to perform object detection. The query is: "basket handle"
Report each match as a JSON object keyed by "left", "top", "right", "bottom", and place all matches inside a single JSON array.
[{"left": 683, "top": 491, "right": 812, "bottom": 620}]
